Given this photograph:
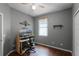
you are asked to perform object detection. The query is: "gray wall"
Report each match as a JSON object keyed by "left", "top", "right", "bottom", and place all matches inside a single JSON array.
[
  {"left": 10, "top": 8, "right": 34, "bottom": 53},
  {"left": 34, "top": 8, "right": 72, "bottom": 51},
  {"left": 0, "top": 4, "right": 12, "bottom": 55},
  {"left": 0, "top": 4, "right": 34, "bottom": 55}
]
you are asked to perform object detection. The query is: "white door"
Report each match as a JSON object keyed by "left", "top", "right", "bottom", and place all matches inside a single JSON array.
[
  {"left": 74, "top": 11, "right": 79, "bottom": 56},
  {"left": 0, "top": 15, "right": 2, "bottom": 41},
  {"left": 0, "top": 41, "right": 2, "bottom": 56},
  {"left": 0, "top": 14, "right": 2, "bottom": 56}
]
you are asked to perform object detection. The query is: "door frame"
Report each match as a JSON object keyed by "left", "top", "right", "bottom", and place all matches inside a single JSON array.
[
  {"left": 0, "top": 12, "right": 4, "bottom": 56},
  {"left": 73, "top": 7, "right": 79, "bottom": 56}
]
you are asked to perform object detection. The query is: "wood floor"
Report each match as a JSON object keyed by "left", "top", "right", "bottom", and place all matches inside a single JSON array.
[{"left": 8, "top": 45, "right": 72, "bottom": 56}]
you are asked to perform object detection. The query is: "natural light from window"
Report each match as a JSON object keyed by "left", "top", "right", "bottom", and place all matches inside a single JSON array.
[{"left": 38, "top": 17, "right": 48, "bottom": 36}]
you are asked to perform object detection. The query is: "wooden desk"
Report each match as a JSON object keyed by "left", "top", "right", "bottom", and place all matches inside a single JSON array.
[{"left": 16, "top": 34, "right": 34, "bottom": 55}]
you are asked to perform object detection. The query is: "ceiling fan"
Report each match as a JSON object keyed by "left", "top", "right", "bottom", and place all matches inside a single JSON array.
[{"left": 21, "top": 3, "right": 45, "bottom": 10}]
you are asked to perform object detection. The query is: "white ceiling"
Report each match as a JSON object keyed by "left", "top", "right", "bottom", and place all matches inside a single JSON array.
[{"left": 8, "top": 3, "right": 72, "bottom": 17}]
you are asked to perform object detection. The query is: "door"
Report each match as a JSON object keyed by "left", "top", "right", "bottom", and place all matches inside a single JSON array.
[
  {"left": 0, "top": 14, "right": 2, "bottom": 56},
  {"left": 74, "top": 11, "right": 79, "bottom": 56}
]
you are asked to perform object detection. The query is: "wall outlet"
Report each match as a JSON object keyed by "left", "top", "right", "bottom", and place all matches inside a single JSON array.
[{"left": 60, "top": 43, "right": 64, "bottom": 46}]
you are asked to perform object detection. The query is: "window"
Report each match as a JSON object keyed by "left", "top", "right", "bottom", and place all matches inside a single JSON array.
[{"left": 38, "top": 17, "right": 48, "bottom": 36}]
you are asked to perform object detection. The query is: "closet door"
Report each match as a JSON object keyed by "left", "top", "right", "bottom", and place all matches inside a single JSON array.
[
  {"left": 0, "top": 14, "right": 2, "bottom": 56},
  {"left": 0, "top": 15, "right": 2, "bottom": 41},
  {"left": 74, "top": 10, "right": 79, "bottom": 56},
  {"left": 0, "top": 41, "right": 2, "bottom": 56}
]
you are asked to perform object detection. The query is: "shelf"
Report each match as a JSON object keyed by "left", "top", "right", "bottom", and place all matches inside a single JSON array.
[
  {"left": 20, "top": 39, "right": 29, "bottom": 42},
  {"left": 16, "top": 34, "right": 34, "bottom": 55}
]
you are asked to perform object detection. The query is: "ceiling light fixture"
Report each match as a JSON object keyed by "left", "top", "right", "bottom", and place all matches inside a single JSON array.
[{"left": 32, "top": 4, "right": 36, "bottom": 10}]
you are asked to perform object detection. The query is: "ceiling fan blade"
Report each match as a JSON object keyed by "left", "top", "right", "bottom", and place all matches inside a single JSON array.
[
  {"left": 21, "top": 3, "right": 29, "bottom": 5},
  {"left": 20, "top": 3, "right": 45, "bottom": 8},
  {"left": 39, "top": 5, "right": 45, "bottom": 8},
  {"left": 20, "top": 3, "right": 33, "bottom": 6}
]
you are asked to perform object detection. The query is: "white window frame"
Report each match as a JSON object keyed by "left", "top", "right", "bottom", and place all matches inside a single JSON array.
[{"left": 38, "top": 17, "right": 48, "bottom": 36}]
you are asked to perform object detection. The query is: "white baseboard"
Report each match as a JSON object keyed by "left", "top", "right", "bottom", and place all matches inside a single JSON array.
[
  {"left": 36, "top": 42, "right": 72, "bottom": 53},
  {"left": 6, "top": 49, "right": 15, "bottom": 56}
]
